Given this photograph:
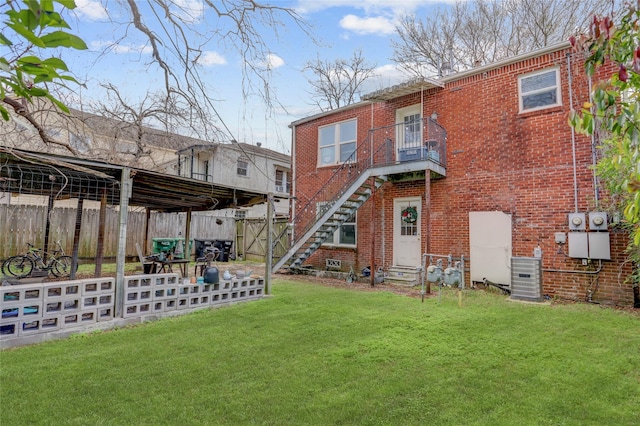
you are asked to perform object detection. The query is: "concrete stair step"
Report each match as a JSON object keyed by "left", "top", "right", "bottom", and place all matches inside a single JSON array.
[
  {"left": 385, "top": 266, "right": 421, "bottom": 287},
  {"left": 384, "top": 275, "right": 419, "bottom": 287}
]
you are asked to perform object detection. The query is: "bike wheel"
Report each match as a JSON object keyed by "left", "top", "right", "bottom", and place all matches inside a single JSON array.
[
  {"left": 5, "top": 256, "right": 34, "bottom": 278},
  {"left": 52, "top": 256, "right": 76, "bottom": 277},
  {"left": 1, "top": 257, "right": 13, "bottom": 276}
]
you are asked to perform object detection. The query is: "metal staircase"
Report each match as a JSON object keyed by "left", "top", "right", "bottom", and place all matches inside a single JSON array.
[
  {"left": 273, "top": 170, "right": 387, "bottom": 272},
  {"left": 272, "top": 118, "right": 447, "bottom": 273}
]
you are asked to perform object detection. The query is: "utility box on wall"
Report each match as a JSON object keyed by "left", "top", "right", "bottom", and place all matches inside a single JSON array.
[
  {"left": 568, "top": 232, "right": 589, "bottom": 258},
  {"left": 567, "top": 212, "right": 611, "bottom": 260},
  {"left": 568, "top": 213, "right": 586, "bottom": 231},
  {"left": 568, "top": 232, "right": 611, "bottom": 260},
  {"left": 588, "top": 232, "right": 611, "bottom": 260}
]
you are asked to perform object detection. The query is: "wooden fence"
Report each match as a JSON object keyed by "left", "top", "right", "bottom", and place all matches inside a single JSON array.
[{"left": 0, "top": 205, "right": 236, "bottom": 260}]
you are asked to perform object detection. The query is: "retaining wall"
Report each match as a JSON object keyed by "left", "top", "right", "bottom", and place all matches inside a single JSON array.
[{"left": 1, "top": 273, "right": 265, "bottom": 348}]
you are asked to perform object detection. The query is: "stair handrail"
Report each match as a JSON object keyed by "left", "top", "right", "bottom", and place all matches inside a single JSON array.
[{"left": 291, "top": 131, "right": 392, "bottom": 246}]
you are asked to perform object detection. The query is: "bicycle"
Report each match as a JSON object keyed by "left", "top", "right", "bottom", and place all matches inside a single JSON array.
[{"left": 1, "top": 241, "right": 76, "bottom": 279}]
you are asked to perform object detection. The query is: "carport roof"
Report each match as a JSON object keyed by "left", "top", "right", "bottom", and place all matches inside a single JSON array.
[{"left": 0, "top": 148, "right": 267, "bottom": 212}]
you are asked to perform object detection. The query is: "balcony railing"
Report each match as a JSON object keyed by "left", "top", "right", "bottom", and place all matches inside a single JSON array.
[{"left": 290, "top": 118, "right": 446, "bottom": 245}]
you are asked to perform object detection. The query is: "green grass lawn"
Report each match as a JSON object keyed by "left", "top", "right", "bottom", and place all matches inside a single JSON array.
[{"left": 1, "top": 281, "right": 639, "bottom": 425}]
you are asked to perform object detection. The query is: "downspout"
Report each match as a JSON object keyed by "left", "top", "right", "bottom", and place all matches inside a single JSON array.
[
  {"left": 369, "top": 103, "right": 374, "bottom": 280},
  {"left": 567, "top": 53, "right": 579, "bottom": 212},
  {"left": 370, "top": 103, "right": 374, "bottom": 165},
  {"left": 588, "top": 75, "right": 599, "bottom": 207},
  {"left": 290, "top": 124, "right": 296, "bottom": 244}
]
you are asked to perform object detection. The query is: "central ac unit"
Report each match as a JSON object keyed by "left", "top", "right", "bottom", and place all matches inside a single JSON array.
[{"left": 510, "top": 257, "right": 543, "bottom": 302}]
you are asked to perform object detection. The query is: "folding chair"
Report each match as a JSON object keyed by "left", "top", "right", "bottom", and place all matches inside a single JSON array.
[
  {"left": 194, "top": 248, "right": 219, "bottom": 276},
  {"left": 136, "top": 242, "right": 156, "bottom": 274}
]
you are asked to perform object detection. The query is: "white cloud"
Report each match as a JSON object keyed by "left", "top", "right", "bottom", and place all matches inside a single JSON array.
[
  {"left": 295, "top": 0, "right": 453, "bottom": 38},
  {"left": 75, "top": 0, "right": 109, "bottom": 20},
  {"left": 197, "top": 51, "right": 227, "bottom": 66},
  {"left": 90, "top": 41, "right": 153, "bottom": 55},
  {"left": 294, "top": 0, "right": 448, "bottom": 15},
  {"left": 265, "top": 54, "right": 285, "bottom": 69},
  {"left": 339, "top": 14, "right": 395, "bottom": 35},
  {"left": 171, "top": 0, "right": 205, "bottom": 24}
]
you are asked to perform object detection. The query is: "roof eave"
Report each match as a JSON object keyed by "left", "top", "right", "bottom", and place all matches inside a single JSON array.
[{"left": 361, "top": 76, "right": 445, "bottom": 101}]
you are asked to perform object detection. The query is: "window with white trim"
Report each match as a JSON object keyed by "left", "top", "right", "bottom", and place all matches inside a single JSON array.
[
  {"left": 70, "top": 133, "right": 91, "bottom": 153},
  {"left": 518, "top": 67, "right": 561, "bottom": 112},
  {"left": 318, "top": 119, "right": 356, "bottom": 166},
  {"left": 317, "top": 202, "right": 356, "bottom": 246},
  {"left": 275, "top": 169, "right": 290, "bottom": 193},
  {"left": 237, "top": 159, "right": 248, "bottom": 176}
]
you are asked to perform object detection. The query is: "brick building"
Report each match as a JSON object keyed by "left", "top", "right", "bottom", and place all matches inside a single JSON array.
[{"left": 283, "top": 42, "right": 634, "bottom": 306}]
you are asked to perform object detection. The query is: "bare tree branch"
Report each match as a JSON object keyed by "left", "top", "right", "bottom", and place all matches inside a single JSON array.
[
  {"left": 109, "top": 0, "right": 313, "bottom": 142},
  {"left": 304, "top": 49, "right": 378, "bottom": 111},
  {"left": 392, "top": 0, "right": 614, "bottom": 77},
  {"left": 1, "top": 97, "right": 77, "bottom": 156}
]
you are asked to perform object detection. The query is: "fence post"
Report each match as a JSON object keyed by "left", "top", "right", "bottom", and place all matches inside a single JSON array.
[
  {"left": 265, "top": 193, "right": 273, "bottom": 295},
  {"left": 115, "top": 168, "right": 133, "bottom": 317}
]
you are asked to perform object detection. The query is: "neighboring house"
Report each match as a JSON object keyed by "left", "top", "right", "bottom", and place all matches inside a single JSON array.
[
  {"left": 176, "top": 142, "right": 291, "bottom": 218},
  {"left": 0, "top": 104, "right": 203, "bottom": 207},
  {"left": 0, "top": 104, "right": 284, "bottom": 211},
  {"left": 0, "top": 104, "right": 199, "bottom": 172},
  {"left": 283, "top": 42, "right": 634, "bottom": 306}
]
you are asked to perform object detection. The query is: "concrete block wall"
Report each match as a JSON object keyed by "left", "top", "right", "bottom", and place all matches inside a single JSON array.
[
  {"left": 2, "top": 274, "right": 265, "bottom": 347},
  {"left": 1, "top": 279, "right": 103, "bottom": 338}
]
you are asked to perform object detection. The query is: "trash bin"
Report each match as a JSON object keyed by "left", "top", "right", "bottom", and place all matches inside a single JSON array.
[
  {"left": 152, "top": 237, "right": 192, "bottom": 259},
  {"left": 194, "top": 239, "right": 216, "bottom": 259},
  {"left": 213, "top": 239, "right": 233, "bottom": 262},
  {"left": 143, "top": 263, "right": 157, "bottom": 274}
]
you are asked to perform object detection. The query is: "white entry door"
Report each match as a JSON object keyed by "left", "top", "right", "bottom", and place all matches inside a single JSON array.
[{"left": 393, "top": 197, "right": 422, "bottom": 266}]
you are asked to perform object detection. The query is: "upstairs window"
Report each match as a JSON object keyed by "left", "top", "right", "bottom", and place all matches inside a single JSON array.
[
  {"left": 70, "top": 133, "right": 91, "bottom": 153},
  {"left": 237, "top": 159, "right": 248, "bottom": 176},
  {"left": 275, "top": 169, "right": 291, "bottom": 193},
  {"left": 518, "top": 67, "right": 561, "bottom": 113},
  {"left": 318, "top": 119, "right": 357, "bottom": 166}
]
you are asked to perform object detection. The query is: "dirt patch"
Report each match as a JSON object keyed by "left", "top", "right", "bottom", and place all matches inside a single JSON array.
[{"left": 273, "top": 269, "right": 428, "bottom": 299}]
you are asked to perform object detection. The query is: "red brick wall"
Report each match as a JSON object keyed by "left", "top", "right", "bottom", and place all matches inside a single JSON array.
[{"left": 292, "top": 47, "right": 634, "bottom": 306}]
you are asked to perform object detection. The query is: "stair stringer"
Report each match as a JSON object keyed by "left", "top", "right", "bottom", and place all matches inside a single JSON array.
[{"left": 273, "top": 171, "right": 387, "bottom": 272}]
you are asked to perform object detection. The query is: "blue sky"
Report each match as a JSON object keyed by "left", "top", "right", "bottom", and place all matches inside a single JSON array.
[{"left": 63, "top": 0, "right": 454, "bottom": 154}]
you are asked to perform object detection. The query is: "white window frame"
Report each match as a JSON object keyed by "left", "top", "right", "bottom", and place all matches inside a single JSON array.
[
  {"left": 70, "top": 133, "right": 91, "bottom": 154},
  {"left": 317, "top": 202, "right": 357, "bottom": 247},
  {"left": 518, "top": 66, "right": 561, "bottom": 113},
  {"left": 237, "top": 158, "right": 249, "bottom": 177},
  {"left": 318, "top": 119, "right": 357, "bottom": 167},
  {"left": 275, "top": 169, "right": 290, "bottom": 193}
]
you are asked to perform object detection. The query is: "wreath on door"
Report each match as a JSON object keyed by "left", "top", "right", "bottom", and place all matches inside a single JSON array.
[{"left": 401, "top": 206, "right": 418, "bottom": 223}]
